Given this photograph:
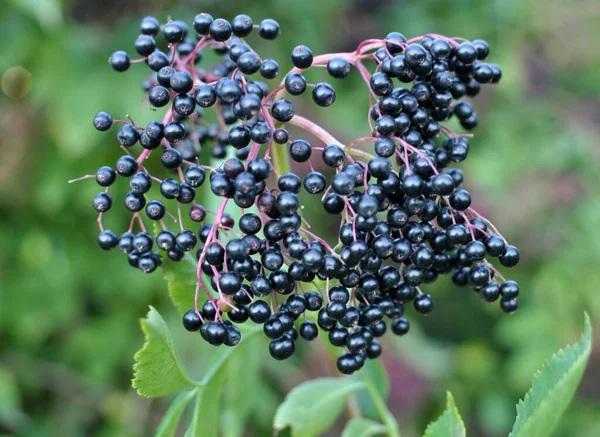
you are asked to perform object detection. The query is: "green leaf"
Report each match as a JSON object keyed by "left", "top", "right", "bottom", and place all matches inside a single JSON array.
[
  {"left": 8, "top": 0, "right": 62, "bottom": 29},
  {"left": 274, "top": 378, "right": 365, "bottom": 437},
  {"left": 184, "top": 328, "right": 262, "bottom": 437},
  {"left": 342, "top": 418, "right": 386, "bottom": 437},
  {"left": 184, "top": 363, "right": 226, "bottom": 437},
  {"left": 0, "top": 365, "right": 27, "bottom": 430},
  {"left": 132, "top": 306, "right": 195, "bottom": 397},
  {"left": 155, "top": 389, "right": 198, "bottom": 437},
  {"left": 354, "top": 359, "right": 390, "bottom": 420},
  {"left": 221, "top": 336, "right": 264, "bottom": 437},
  {"left": 423, "top": 392, "right": 466, "bottom": 437},
  {"left": 162, "top": 253, "right": 200, "bottom": 316},
  {"left": 509, "top": 313, "right": 593, "bottom": 437}
]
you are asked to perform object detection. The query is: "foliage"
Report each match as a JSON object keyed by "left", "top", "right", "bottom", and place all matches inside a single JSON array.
[{"left": 269, "top": 314, "right": 591, "bottom": 436}]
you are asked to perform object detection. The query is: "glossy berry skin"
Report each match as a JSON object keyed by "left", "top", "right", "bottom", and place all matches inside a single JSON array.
[
  {"left": 500, "top": 298, "right": 518, "bottom": 313},
  {"left": 124, "top": 191, "right": 146, "bottom": 212},
  {"left": 260, "top": 59, "right": 279, "bottom": 79},
  {"left": 140, "top": 16, "right": 160, "bottom": 36},
  {"left": 173, "top": 93, "right": 196, "bottom": 116},
  {"left": 202, "top": 322, "right": 227, "bottom": 346},
  {"left": 285, "top": 73, "right": 307, "bottom": 95},
  {"left": 163, "top": 22, "right": 185, "bottom": 43},
  {"left": 93, "top": 192, "right": 112, "bottom": 212},
  {"left": 182, "top": 310, "right": 203, "bottom": 331},
  {"left": 170, "top": 72, "right": 193, "bottom": 94},
  {"left": 135, "top": 35, "right": 156, "bottom": 56},
  {"left": 193, "top": 13, "right": 213, "bottom": 34},
  {"left": 95, "top": 166, "right": 116, "bottom": 187},
  {"left": 98, "top": 230, "right": 118, "bottom": 250},
  {"left": 130, "top": 172, "right": 151, "bottom": 194},
  {"left": 305, "top": 291, "right": 323, "bottom": 311},
  {"left": 337, "top": 353, "right": 358, "bottom": 374},
  {"left": 304, "top": 172, "right": 326, "bottom": 194},
  {"left": 231, "top": 14, "right": 253, "bottom": 37},
  {"left": 161, "top": 148, "right": 183, "bottom": 169},
  {"left": 271, "top": 99, "right": 295, "bottom": 122},
  {"left": 248, "top": 301, "right": 271, "bottom": 324},
  {"left": 480, "top": 282, "right": 500, "bottom": 302},
  {"left": 145, "top": 200, "right": 165, "bottom": 220},
  {"left": 312, "top": 83, "right": 336, "bottom": 107},
  {"left": 299, "top": 321, "right": 318, "bottom": 341},
  {"left": 370, "top": 72, "right": 393, "bottom": 95},
  {"left": 499, "top": 245, "right": 520, "bottom": 267},
  {"left": 149, "top": 86, "right": 170, "bottom": 107},
  {"left": 269, "top": 336, "right": 295, "bottom": 360},
  {"left": 449, "top": 189, "right": 471, "bottom": 210},
  {"left": 414, "top": 294, "right": 433, "bottom": 314},
  {"left": 391, "top": 317, "right": 410, "bottom": 335},
  {"left": 327, "top": 57, "right": 351, "bottom": 79},
  {"left": 93, "top": 112, "right": 113, "bottom": 131},
  {"left": 109, "top": 51, "right": 130, "bottom": 72},
  {"left": 195, "top": 85, "right": 216, "bottom": 107},
  {"left": 117, "top": 124, "right": 140, "bottom": 147},
  {"left": 209, "top": 18, "right": 232, "bottom": 41},
  {"left": 456, "top": 42, "right": 478, "bottom": 64},
  {"left": 258, "top": 19, "right": 280, "bottom": 40},
  {"left": 291, "top": 45, "right": 313, "bottom": 69}
]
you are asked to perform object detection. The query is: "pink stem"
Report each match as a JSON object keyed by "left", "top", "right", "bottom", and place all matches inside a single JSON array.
[
  {"left": 298, "top": 227, "right": 339, "bottom": 258},
  {"left": 194, "top": 197, "right": 229, "bottom": 312},
  {"left": 137, "top": 106, "right": 174, "bottom": 165}
]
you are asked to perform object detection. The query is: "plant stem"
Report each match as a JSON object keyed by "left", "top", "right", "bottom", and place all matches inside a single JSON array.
[
  {"left": 270, "top": 132, "right": 291, "bottom": 175},
  {"left": 361, "top": 374, "right": 401, "bottom": 437}
]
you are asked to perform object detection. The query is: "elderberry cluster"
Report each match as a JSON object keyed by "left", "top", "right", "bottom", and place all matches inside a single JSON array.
[{"left": 81, "top": 13, "right": 520, "bottom": 374}]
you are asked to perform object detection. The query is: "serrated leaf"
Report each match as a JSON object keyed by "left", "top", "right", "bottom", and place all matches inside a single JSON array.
[
  {"left": 509, "top": 313, "right": 593, "bottom": 437},
  {"left": 354, "top": 359, "right": 390, "bottom": 420},
  {"left": 342, "top": 418, "right": 386, "bottom": 437},
  {"left": 132, "top": 306, "right": 195, "bottom": 397},
  {"left": 155, "top": 389, "right": 198, "bottom": 437},
  {"left": 423, "top": 392, "right": 466, "bottom": 437},
  {"left": 274, "top": 378, "right": 365, "bottom": 437}
]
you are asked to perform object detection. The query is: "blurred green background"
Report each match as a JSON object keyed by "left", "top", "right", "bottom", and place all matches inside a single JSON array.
[{"left": 1, "top": 0, "right": 599, "bottom": 436}]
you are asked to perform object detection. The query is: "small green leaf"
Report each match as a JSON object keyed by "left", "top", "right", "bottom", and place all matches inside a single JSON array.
[
  {"left": 274, "top": 378, "right": 365, "bottom": 437},
  {"left": 423, "top": 392, "right": 466, "bottom": 437},
  {"left": 354, "top": 359, "right": 390, "bottom": 420},
  {"left": 342, "top": 418, "right": 386, "bottom": 437},
  {"left": 509, "top": 313, "right": 593, "bottom": 437},
  {"left": 132, "top": 306, "right": 195, "bottom": 397},
  {"left": 155, "top": 389, "right": 198, "bottom": 437}
]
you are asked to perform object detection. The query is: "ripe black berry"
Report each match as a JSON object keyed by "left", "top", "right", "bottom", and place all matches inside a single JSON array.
[
  {"left": 93, "top": 112, "right": 113, "bottom": 131},
  {"left": 258, "top": 19, "right": 280, "bottom": 40},
  {"left": 182, "top": 310, "right": 203, "bottom": 331},
  {"left": 109, "top": 51, "right": 130, "bottom": 72}
]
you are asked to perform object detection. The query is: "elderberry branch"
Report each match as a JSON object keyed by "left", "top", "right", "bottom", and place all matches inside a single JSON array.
[{"left": 84, "top": 12, "right": 519, "bottom": 370}]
